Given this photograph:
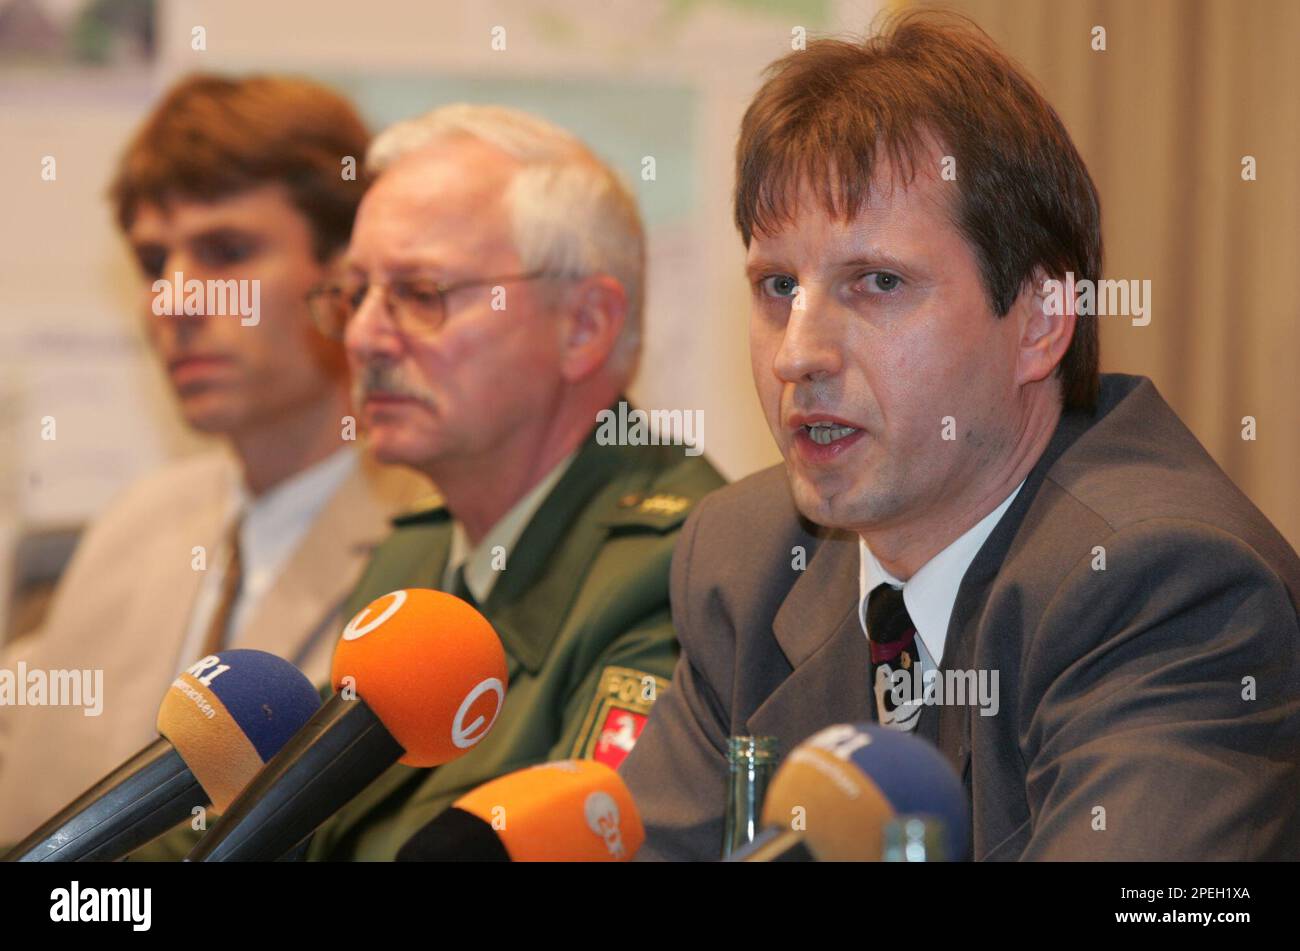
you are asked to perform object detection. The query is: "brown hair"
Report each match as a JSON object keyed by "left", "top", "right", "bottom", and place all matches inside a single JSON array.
[
  {"left": 110, "top": 73, "right": 370, "bottom": 261},
  {"left": 735, "top": 10, "right": 1102, "bottom": 412}
]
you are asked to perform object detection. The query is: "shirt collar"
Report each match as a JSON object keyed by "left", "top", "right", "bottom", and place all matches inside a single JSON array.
[
  {"left": 857, "top": 478, "right": 1025, "bottom": 665},
  {"left": 235, "top": 447, "right": 358, "bottom": 579},
  {"left": 445, "top": 449, "right": 579, "bottom": 602}
]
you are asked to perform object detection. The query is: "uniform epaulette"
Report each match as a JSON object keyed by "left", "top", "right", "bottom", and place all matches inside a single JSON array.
[
  {"left": 600, "top": 490, "right": 698, "bottom": 533},
  {"left": 390, "top": 493, "right": 449, "bottom": 527}
]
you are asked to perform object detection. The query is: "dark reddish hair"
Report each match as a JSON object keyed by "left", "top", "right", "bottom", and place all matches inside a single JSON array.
[
  {"left": 110, "top": 73, "right": 370, "bottom": 261},
  {"left": 735, "top": 10, "right": 1102, "bottom": 412}
]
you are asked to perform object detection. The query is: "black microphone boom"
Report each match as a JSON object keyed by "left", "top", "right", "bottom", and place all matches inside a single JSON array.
[
  {"left": 396, "top": 807, "right": 513, "bottom": 861},
  {"left": 186, "top": 693, "right": 404, "bottom": 862},
  {"left": 4, "top": 739, "right": 206, "bottom": 862},
  {"left": 726, "top": 827, "right": 816, "bottom": 862}
]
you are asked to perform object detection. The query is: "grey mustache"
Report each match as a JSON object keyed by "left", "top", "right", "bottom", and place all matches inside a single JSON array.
[{"left": 353, "top": 364, "right": 437, "bottom": 409}]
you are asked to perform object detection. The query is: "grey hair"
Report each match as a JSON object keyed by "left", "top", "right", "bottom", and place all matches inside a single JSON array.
[{"left": 367, "top": 104, "right": 645, "bottom": 377}]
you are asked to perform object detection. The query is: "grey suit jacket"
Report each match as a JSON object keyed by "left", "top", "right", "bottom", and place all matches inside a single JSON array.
[{"left": 620, "top": 374, "right": 1300, "bottom": 860}]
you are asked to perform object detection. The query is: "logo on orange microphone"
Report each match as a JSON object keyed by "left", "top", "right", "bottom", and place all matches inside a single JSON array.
[
  {"left": 584, "top": 790, "right": 626, "bottom": 859},
  {"left": 342, "top": 590, "right": 408, "bottom": 641},
  {"left": 452, "top": 677, "right": 505, "bottom": 749}
]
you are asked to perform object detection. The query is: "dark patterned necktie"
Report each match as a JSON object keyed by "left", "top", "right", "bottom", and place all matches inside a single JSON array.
[{"left": 866, "top": 582, "right": 921, "bottom": 728}]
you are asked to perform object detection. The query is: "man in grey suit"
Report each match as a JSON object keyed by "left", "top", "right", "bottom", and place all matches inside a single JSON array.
[{"left": 620, "top": 12, "right": 1300, "bottom": 860}]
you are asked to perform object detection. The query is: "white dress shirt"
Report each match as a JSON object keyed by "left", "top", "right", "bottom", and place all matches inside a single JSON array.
[
  {"left": 441, "top": 451, "right": 577, "bottom": 603},
  {"left": 175, "top": 447, "right": 358, "bottom": 673}
]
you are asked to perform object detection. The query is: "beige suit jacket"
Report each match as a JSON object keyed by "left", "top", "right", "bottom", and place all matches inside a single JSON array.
[{"left": 0, "top": 448, "right": 429, "bottom": 842}]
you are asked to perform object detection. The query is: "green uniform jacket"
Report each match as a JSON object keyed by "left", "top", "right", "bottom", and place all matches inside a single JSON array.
[{"left": 307, "top": 423, "right": 724, "bottom": 860}]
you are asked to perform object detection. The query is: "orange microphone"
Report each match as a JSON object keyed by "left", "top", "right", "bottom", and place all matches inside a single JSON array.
[
  {"left": 396, "top": 760, "right": 644, "bottom": 861},
  {"left": 187, "top": 589, "right": 507, "bottom": 861}
]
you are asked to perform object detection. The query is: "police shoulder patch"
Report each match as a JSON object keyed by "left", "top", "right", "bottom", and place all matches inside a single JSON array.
[{"left": 572, "top": 666, "right": 668, "bottom": 770}]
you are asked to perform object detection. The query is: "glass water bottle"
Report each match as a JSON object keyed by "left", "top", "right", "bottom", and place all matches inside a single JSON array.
[{"left": 722, "top": 735, "right": 778, "bottom": 858}]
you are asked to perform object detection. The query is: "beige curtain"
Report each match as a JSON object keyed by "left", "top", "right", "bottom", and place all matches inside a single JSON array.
[{"left": 906, "top": 0, "right": 1300, "bottom": 551}]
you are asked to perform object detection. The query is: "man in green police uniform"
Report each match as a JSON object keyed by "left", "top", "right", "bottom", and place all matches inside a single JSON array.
[{"left": 301, "top": 104, "right": 724, "bottom": 860}]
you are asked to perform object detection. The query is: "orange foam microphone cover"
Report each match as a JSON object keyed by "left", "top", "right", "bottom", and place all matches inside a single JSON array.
[
  {"left": 408, "top": 759, "right": 644, "bottom": 861},
  {"left": 331, "top": 588, "right": 508, "bottom": 767}
]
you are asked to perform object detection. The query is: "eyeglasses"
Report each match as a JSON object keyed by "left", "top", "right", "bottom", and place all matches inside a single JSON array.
[{"left": 306, "top": 270, "right": 563, "bottom": 340}]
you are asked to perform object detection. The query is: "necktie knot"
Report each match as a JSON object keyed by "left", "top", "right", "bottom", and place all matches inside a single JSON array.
[
  {"left": 866, "top": 582, "right": 924, "bottom": 730},
  {"left": 866, "top": 582, "right": 916, "bottom": 665}
]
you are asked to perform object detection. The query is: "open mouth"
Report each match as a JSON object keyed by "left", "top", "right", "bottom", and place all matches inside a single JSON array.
[
  {"left": 804, "top": 422, "right": 860, "bottom": 445},
  {"left": 790, "top": 416, "right": 867, "bottom": 461}
]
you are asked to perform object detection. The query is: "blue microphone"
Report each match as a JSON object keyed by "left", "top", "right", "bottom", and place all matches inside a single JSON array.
[
  {"left": 4, "top": 649, "right": 321, "bottom": 862},
  {"left": 728, "top": 723, "right": 970, "bottom": 861}
]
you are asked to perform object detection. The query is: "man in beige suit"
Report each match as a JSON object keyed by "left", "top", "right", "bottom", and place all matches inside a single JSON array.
[{"left": 0, "top": 75, "right": 428, "bottom": 843}]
